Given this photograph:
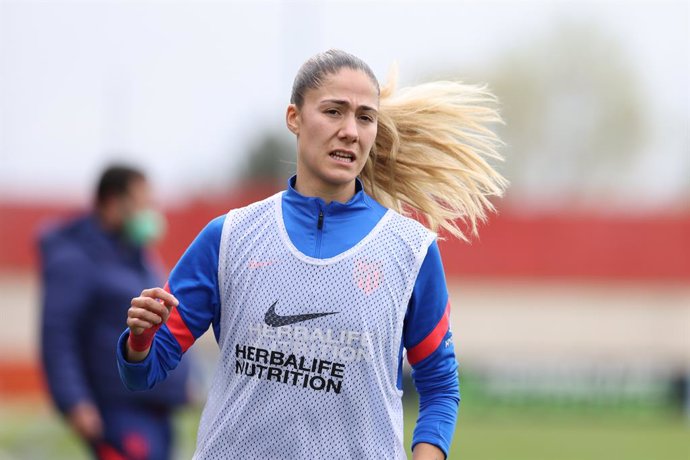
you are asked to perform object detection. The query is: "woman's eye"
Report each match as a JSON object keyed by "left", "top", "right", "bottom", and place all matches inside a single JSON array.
[
  {"left": 325, "top": 109, "right": 340, "bottom": 116},
  {"left": 359, "top": 115, "right": 375, "bottom": 123}
]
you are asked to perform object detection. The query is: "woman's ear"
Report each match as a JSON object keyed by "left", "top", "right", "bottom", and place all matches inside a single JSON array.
[{"left": 286, "top": 104, "right": 300, "bottom": 135}]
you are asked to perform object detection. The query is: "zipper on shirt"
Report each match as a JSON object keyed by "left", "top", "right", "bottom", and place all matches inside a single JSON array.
[{"left": 316, "top": 210, "right": 324, "bottom": 257}]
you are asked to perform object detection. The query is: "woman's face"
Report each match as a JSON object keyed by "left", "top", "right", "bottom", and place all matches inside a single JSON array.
[{"left": 286, "top": 67, "right": 379, "bottom": 198}]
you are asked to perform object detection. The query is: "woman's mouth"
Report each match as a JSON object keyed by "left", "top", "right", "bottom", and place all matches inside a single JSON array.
[{"left": 329, "top": 150, "right": 355, "bottom": 163}]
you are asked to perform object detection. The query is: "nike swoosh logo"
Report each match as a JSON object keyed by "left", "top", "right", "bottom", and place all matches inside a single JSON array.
[{"left": 264, "top": 300, "right": 338, "bottom": 327}]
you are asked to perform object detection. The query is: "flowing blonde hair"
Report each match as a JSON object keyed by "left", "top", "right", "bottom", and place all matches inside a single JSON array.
[
  {"left": 362, "top": 69, "right": 508, "bottom": 241},
  {"left": 291, "top": 50, "right": 509, "bottom": 241}
]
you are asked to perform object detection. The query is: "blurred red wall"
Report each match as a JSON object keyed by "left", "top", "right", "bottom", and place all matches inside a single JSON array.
[{"left": 1, "top": 186, "right": 689, "bottom": 280}]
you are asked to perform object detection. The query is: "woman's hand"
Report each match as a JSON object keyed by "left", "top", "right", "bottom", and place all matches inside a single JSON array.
[
  {"left": 125, "top": 287, "right": 178, "bottom": 362},
  {"left": 127, "top": 287, "right": 177, "bottom": 335},
  {"left": 67, "top": 400, "right": 103, "bottom": 442},
  {"left": 412, "top": 442, "right": 445, "bottom": 460}
]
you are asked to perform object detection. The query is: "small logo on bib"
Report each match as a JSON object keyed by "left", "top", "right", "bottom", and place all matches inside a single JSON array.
[
  {"left": 353, "top": 258, "right": 383, "bottom": 295},
  {"left": 248, "top": 260, "right": 278, "bottom": 269}
]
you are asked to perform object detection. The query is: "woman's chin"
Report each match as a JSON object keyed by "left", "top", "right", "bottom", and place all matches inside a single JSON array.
[{"left": 320, "top": 171, "right": 359, "bottom": 188}]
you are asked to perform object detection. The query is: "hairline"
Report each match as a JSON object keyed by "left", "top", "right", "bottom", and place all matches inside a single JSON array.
[{"left": 293, "top": 66, "right": 380, "bottom": 109}]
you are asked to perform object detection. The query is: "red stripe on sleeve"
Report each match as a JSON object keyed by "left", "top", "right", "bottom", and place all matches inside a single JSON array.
[
  {"left": 406, "top": 301, "right": 451, "bottom": 366},
  {"left": 164, "top": 282, "right": 195, "bottom": 353}
]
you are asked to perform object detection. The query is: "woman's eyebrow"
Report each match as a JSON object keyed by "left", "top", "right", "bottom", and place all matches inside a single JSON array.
[{"left": 321, "top": 98, "right": 378, "bottom": 114}]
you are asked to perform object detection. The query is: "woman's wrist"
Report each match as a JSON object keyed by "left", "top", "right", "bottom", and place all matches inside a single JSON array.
[
  {"left": 125, "top": 332, "right": 153, "bottom": 362},
  {"left": 412, "top": 442, "right": 445, "bottom": 460}
]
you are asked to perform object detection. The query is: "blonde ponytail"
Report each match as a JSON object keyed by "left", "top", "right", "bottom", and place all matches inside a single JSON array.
[{"left": 361, "top": 71, "right": 509, "bottom": 241}]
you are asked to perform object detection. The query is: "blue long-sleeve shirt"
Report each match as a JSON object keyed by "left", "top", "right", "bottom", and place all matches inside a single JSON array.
[
  {"left": 117, "top": 177, "right": 460, "bottom": 456},
  {"left": 38, "top": 214, "right": 190, "bottom": 414}
]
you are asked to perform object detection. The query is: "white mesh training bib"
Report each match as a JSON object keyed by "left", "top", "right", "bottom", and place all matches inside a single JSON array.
[{"left": 193, "top": 192, "right": 435, "bottom": 459}]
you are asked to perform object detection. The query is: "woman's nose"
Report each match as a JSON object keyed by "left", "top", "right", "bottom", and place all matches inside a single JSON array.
[{"left": 338, "top": 115, "right": 359, "bottom": 142}]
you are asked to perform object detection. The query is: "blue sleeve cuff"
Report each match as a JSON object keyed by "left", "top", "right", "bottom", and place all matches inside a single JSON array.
[
  {"left": 116, "top": 323, "right": 187, "bottom": 391},
  {"left": 116, "top": 330, "right": 157, "bottom": 391}
]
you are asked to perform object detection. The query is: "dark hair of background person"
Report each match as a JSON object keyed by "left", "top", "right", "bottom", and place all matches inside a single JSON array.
[{"left": 95, "top": 165, "right": 146, "bottom": 206}]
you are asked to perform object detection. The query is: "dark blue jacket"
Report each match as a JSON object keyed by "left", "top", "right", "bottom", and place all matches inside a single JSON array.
[
  {"left": 39, "top": 214, "right": 190, "bottom": 413},
  {"left": 117, "top": 177, "right": 460, "bottom": 457}
]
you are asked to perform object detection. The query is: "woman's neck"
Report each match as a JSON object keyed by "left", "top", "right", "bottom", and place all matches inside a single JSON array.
[{"left": 293, "top": 176, "right": 356, "bottom": 204}]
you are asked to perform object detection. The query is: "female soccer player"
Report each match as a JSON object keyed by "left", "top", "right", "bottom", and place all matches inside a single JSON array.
[{"left": 117, "top": 49, "right": 508, "bottom": 459}]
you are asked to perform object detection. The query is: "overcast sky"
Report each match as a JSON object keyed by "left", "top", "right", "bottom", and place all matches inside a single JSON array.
[{"left": 0, "top": 0, "right": 687, "bottom": 207}]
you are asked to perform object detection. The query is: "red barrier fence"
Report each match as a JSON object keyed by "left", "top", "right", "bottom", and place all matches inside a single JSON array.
[{"left": 1, "top": 188, "right": 689, "bottom": 280}]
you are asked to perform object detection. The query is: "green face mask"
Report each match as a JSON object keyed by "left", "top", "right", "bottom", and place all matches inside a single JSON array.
[{"left": 123, "top": 209, "right": 166, "bottom": 246}]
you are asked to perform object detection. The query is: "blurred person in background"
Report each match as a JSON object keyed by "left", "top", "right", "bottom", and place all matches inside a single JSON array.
[
  {"left": 38, "top": 165, "right": 191, "bottom": 460},
  {"left": 116, "top": 49, "right": 508, "bottom": 459}
]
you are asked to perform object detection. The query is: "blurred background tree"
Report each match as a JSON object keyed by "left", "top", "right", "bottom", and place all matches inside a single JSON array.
[
  {"left": 479, "top": 22, "right": 646, "bottom": 208},
  {"left": 241, "top": 131, "right": 295, "bottom": 187}
]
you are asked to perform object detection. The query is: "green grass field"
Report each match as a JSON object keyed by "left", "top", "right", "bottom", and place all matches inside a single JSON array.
[{"left": 1, "top": 390, "right": 688, "bottom": 459}]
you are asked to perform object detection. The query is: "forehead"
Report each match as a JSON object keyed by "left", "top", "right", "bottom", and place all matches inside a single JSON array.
[{"left": 305, "top": 68, "right": 379, "bottom": 108}]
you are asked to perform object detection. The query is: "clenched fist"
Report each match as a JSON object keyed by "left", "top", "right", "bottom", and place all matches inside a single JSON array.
[
  {"left": 125, "top": 287, "right": 178, "bottom": 362},
  {"left": 127, "top": 287, "right": 178, "bottom": 335}
]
